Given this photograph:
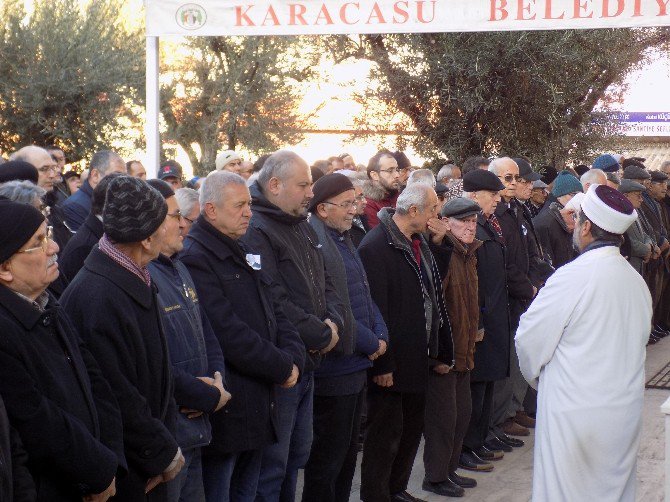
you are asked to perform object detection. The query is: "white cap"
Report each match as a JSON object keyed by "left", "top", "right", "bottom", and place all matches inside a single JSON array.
[
  {"left": 564, "top": 192, "right": 585, "bottom": 213},
  {"left": 581, "top": 184, "right": 637, "bottom": 234},
  {"left": 215, "top": 150, "right": 241, "bottom": 170}
]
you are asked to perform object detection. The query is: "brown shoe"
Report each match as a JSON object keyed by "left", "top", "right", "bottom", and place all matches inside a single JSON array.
[
  {"left": 514, "top": 411, "right": 536, "bottom": 429},
  {"left": 501, "top": 419, "right": 530, "bottom": 437}
]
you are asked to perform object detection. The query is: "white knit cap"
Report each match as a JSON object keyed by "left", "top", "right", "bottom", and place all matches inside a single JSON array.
[
  {"left": 581, "top": 184, "right": 637, "bottom": 234},
  {"left": 215, "top": 150, "right": 241, "bottom": 170},
  {"left": 564, "top": 192, "right": 585, "bottom": 213}
]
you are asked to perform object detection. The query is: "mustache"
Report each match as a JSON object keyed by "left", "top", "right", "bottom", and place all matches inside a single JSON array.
[{"left": 47, "top": 254, "right": 58, "bottom": 267}]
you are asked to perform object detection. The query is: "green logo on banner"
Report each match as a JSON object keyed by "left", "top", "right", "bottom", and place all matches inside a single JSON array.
[{"left": 176, "top": 3, "right": 207, "bottom": 30}]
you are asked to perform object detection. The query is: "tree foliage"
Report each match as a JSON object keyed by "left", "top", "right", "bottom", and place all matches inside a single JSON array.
[
  {"left": 0, "top": 0, "right": 144, "bottom": 162},
  {"left": 326, "top": 29, "right": 670, "bottom": 166},
  {"left": 161, "top": 36, "right": 317, "bottom": 175}
]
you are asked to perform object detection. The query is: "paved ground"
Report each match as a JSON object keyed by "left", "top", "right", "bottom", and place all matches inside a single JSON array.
[{"left": 296, "top": 335, "right": 670, "bottom": 501}]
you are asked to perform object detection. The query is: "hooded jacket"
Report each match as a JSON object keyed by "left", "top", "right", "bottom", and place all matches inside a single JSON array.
[
  {"left": 358, "top": 208, "right": 454, "bottom": 393},
  {"left": 362, "top": 180, "right": 399, "bottom": 230},
  {"left": 241, "top": 182, "right": 345, "bottom": 372}
]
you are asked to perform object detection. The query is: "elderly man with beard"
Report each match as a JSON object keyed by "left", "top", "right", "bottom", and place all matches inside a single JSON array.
[
  {"left": 146, "top": 179, "right": 231, "bottom": 502},
  {"left": 516, "top": 185, "right": 651, "bottom": 502},
  {"left": 422, "top": 197, "right": 483, "bottom": 497},
  {"left": 303, "top": 174, "right": 389, "bottom": 502},
  {"left": 241, "top": 151, "right": 344, "bottom": 501},
  {"left": 363, "top": 150, "right": 401, "bottom": 230},
  {"left": 62, "top": 177, "right": 185, "bottom": 501},
  {"left": 358, "top": 183, "right": 454, "bottom": 502},
  {"left": 460, "top": 170, "right": 518, "bottom": 471},
  {"left": 0, "top": 198, "right": 124, "bottom": 501}
]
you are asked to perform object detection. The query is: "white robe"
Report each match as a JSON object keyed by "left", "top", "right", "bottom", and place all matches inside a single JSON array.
[{"left": 516, "top": 246, "right": 652, "bottom": 502}]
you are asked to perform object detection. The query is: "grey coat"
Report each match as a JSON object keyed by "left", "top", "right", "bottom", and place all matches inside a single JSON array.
[{"left": 625, "top": 218, "right": 654, "bottom": 274}]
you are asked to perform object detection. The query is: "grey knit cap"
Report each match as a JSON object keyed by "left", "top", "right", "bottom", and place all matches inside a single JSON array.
[{"left": 103, "top": 177, "right": 167, "bottom": 243}]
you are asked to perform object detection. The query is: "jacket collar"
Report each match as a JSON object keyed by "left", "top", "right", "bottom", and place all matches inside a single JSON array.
[
  {"left": 446, "top": 232, "right": 482, "bottom": 257},
  {"left": 82, "top": 212, "right": 104, "bottom": 239},
  {"left": 363, "top": 179, "right": 397, "bottom": 203},
  {"left": 548, "top": 202, "right": 570, "bottom": 232},
  {"left": 377, "top": 207, "right": 416, "bottom": 254},
  {"left": 83, "top": 247, "right": 153, "bottom": 309},
  {"left": 184, "top": 216, "right": 249, "bottom": 265},
  {"left": 0, "top": 284, "right": 56, "bottom": 330},
  {"left": 249, "top": 181, "right": 307, "bottom": 226},
  {"left": 80, "top": 179, "right": 93, "bottom": 197}
]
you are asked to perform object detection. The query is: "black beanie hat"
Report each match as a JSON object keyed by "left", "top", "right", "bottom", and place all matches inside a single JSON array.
[
  {"left": 0, "top": 198, "right": 46, "bottom": 263},
  {"left": 0, "top": 160, "right": 39, "bottom": 185},
  {"left": 308, "top": 173, "right": 355, "bottom": 212},
  {"left": 146, "top": 178, "right": 175, "bottom": 200},
  {"left": 103, "top": 177, "right": 167, "bottom": 243}
]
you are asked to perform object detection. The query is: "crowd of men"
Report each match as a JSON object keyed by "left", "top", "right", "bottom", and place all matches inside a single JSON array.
[{"left": 0, "top": 144, "right": 666, "bottom": 502}]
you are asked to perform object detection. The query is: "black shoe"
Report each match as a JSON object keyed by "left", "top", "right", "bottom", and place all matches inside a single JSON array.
[
  {"left": 475, "top": 445, "right": 504, "bottom": 460},
  {"left": 495, "top": 432, "right": 525, "bottom": 448},
  {"left": 458, "top": 451, "right": 494, "bottom": 472},
  {"left": 422, "top": 478, "right": 465, "bottom": 497},
  {"left": 653, "top": 325, "right": 669, "bottom": 337},
  {"left": 649, "top": 333, "right": 660, "bottom": 345},
  {"left": 391, "top": 490, "right": 427, "bottom": 502},
  {"left": 449, "top": 472, "right": 477, "bottom": 488},
  {"left": 485, "top": 437, "right": 512, "bottom": 452}
]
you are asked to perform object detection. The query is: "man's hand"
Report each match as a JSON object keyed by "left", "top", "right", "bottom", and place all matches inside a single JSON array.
[
  {"left": 281, "top": 364, "right": 299, "bottom": 388},
  {"left": 211, "top": 371, "right": 231, "bottom": 411},
  {"left": 532, "top": 286, "right": 538, "bottom": 297},
  {"left": 427, "top": 217, "right": 450, "bottom": 245},
  {"left": 180, "top": 407, "right": 203, "bottom": 419},
  {"left": 661, "top": 240, "right": 670, "bottom": 254},
  {"left": 146, "top": 449, "right": 185, "bottom": 493},
  {"left": 368, "top": 340, "right": 388, "bottom": 361},
  {"left": 475, "top": 329, "right": 485, "bottom": 342},
  {"left": 83, "top": 478, "right": 116, "bottom": 502},
  {"left": 653, "top": 245, "right": 662, "bottom": 260},
  {"left": 432, "top": 364, "right": 451, "bottom": 375},
  {"left": 372, "top": 373, "right": 393, "bottom": 388},
  {"left": 320, "top": 319, "right": 340, "bottom": 354}
]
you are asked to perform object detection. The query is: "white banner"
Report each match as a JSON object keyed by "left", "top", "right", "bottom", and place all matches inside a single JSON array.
[{"left": 146, "top": 0, "right": 670, "bottom": 37}]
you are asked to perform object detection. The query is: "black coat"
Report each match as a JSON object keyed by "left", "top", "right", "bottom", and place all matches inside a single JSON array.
[
  {"left": 0, "top": 394, "right": 35, "bottom": 502},
  {"left": 181, "top": 217, "right": 306, "bottom": 454},
  {"left": 532, "top": 202, "right": 576, "bottom": 271},
  {"left": 358, "top": 209, "right": 454, "bottom": 394},
  {"left": 472, "top": 214, "right": 512, "bottom": 382},
  {"left": 59, "top": 213, "right": 103, "bottom": 282},
  {"left": 0, "top": 285, "right": 123, "bottom": 501},
  {"left": 241, "top": 182, "right": 345, "bottom": 371},
  {"left": 61, "top": 248, "right": 178, "bottom": 501}
]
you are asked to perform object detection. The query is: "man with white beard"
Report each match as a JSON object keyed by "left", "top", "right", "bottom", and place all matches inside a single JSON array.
[{"left": 515, "top": 184, "right": 652, "bottom": 502}]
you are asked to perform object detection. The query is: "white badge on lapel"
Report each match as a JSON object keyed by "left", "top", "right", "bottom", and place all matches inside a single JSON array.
[{"left": 246, "top": 253, "right": 262, "bottom": 270}]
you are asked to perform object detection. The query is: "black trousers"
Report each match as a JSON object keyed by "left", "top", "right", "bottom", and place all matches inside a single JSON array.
[
  {"left": 462, "top": 380, "right": 495, "bottom": 451},
  {"left": 360, "top": 390, "right": 425, "bottom": 502},
  {"left": 423, "top": 371, "right": 472, "bottom": 482},
  {"left": 302, "top": 389, "right": 364, "bottom": 502}
]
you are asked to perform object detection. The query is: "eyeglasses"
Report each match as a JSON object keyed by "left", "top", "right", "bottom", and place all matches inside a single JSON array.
[
  {"left": 498, "top": 174, "right": 523, "bottom": 183},
  {"left": 322, "top": 200, "right": 358, "bottom": 210},
  {"left": 17, "top": 226, "right": 53, "bottom": 254},
  {"left": 379, "top": 168, "right": 400, "bottom": 175},
  {"left": 355, "top": 195, "right": 366, "bottom": 202},
  {"left": 398, "top": 167, "right": 415, "bottom": 174},
  {"left": 182, "top": 215, "right": 195, "bottom": 224},
  {"left": 37, "top": 165, "right": 59, "bottom": 174},
  {"left": 167, "top": 210, "right": 182, "bottom": 220}
]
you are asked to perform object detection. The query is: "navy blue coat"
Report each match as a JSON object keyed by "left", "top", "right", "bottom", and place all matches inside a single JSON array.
[
  {"left": 60, "top": 179, "right": 93, "bottom": 233},
  {"left": 149, "top": 255, "right": 226, "bottom": 451},
  {"left": 0, "top": 285, "right": 124, "bottom": 501},
  {"left": 61, "top": 248, "right": 178, "bottom": 501},
  {"left": 59, "top": 212, "right": 103, "bottom": 282},
  {"left": 181, "top": 217, "right": 306, "bottom": 454}
]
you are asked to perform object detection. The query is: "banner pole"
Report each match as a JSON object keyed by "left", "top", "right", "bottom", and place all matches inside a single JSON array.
[{"left": 145, "top": 35, "right": 160, "bottom": 179}]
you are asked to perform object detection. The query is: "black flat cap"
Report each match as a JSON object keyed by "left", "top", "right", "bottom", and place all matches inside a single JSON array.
[
  {"left": 441, "top": 197, "right": 481, "bottom": 219},
  {"left": 623, "top": 165, "right": 651, "bottom": 180},
  {"left": 618, "top": 179, "right": 646, "bottom": 193},
  {"left": 0, "top": 160, "right": 39, "bottom": 184},
  {"left": 435, "top": 182, "right": 448, "bottom": 196},
  {"left": 308, "top": 173, "right": 355, "bottom": 212},
  {"left": 462, "top": 170, "right": 505, "bottom": 192},
  {"left": 513, "top": 158, "right": 541, "bottom": 181},
  {"left": 650, "top": 170, "right": 669, "bottom": 183},
  {"left": 606, "top": 172, "right": 621, "bottom": 185}
]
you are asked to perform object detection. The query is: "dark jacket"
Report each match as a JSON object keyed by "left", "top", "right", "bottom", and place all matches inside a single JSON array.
[
  {"left": 181, "top": 217, "right": 306, "bottom": 454},
  {"left": 241, "top": 182, "right": 345, "bottom": 372},
  {"left": 495, "top": 200, "right": 536, "bottom": 328},
  {"left": 518, "top": 200, "right": 554, "bottom": 285},
  {"left": 363, "top": 181, "right": 399, "bottom": 230},
  {"left": 533, "top": 202, "right": 577, "bottom": 271},
  {"left": 0, "top": 394, "right": 35, "bottom": 502},
  {"left": 148, "top": 255, "right": 226, "bottom": 451},
  {"left": 358, "top": 208, "right": 454, "bottom": 394},
  {"left": 60, "top": 179, "right": 92, "bottom": 232},
  {"left": 349, "top": 215, "right": 367, "bottom": 248},
  {"left": 0, "top": 285, "right": 123, "bottom": 501},
  {"left": 59, "top": 213, "right": 103, "bottom": 282},
  {"left": 472, "top": 214, "right": 512, "bottom": 382},
  {"left": 61, "top": 248, "right": 178, "bottom": 501},
  {"left": 440, "top": 233, "right": 482, "bottom": 372},
  {"left": 310, "top": 218, "right": 388, "bottom": 396}
]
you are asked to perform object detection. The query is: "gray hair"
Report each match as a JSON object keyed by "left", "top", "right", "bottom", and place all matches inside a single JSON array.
[
  {"left": 437, "top": 164, "right": 459, "bottom": 183},
  {"left": 90, "top": 150, "right": 123, "bottom": 176},
  {"left": 0, "top": 180, "right": 46, "bottom": 205},
  {"left": 488, "top": 157, "right": 516, "bottom": 176},
  {"left": 258, "top": 150, "right": 307, "bottom": 189},
  {"left": 175, "top": 187, "right": 199, "bottom": 216},
  {"left": 407, "top": 169, "right": 436, "bottom": 188},
  {"left": 396, "top": 183, "right": 434, "bottom": 215},
  {"left": 345, "top": 172, "right": 367, "bottom": 189},
  {"left": 580, "top": 168, "right": 607, "bottom": 186},
  {"left": 661, "top": 160, "right": 670, "bottom": 172},
  {"left": 199, "top": 170, "right": 246, "bottom": 211}
]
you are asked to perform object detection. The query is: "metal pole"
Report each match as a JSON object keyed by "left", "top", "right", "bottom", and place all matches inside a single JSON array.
[{"left": 145, "top": 36, "right": 160, "bottom": 179}]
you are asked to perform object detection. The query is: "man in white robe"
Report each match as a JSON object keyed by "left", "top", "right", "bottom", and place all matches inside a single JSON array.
[{"left": 516, "top": 184, "right": 652, "bottom": 502}]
